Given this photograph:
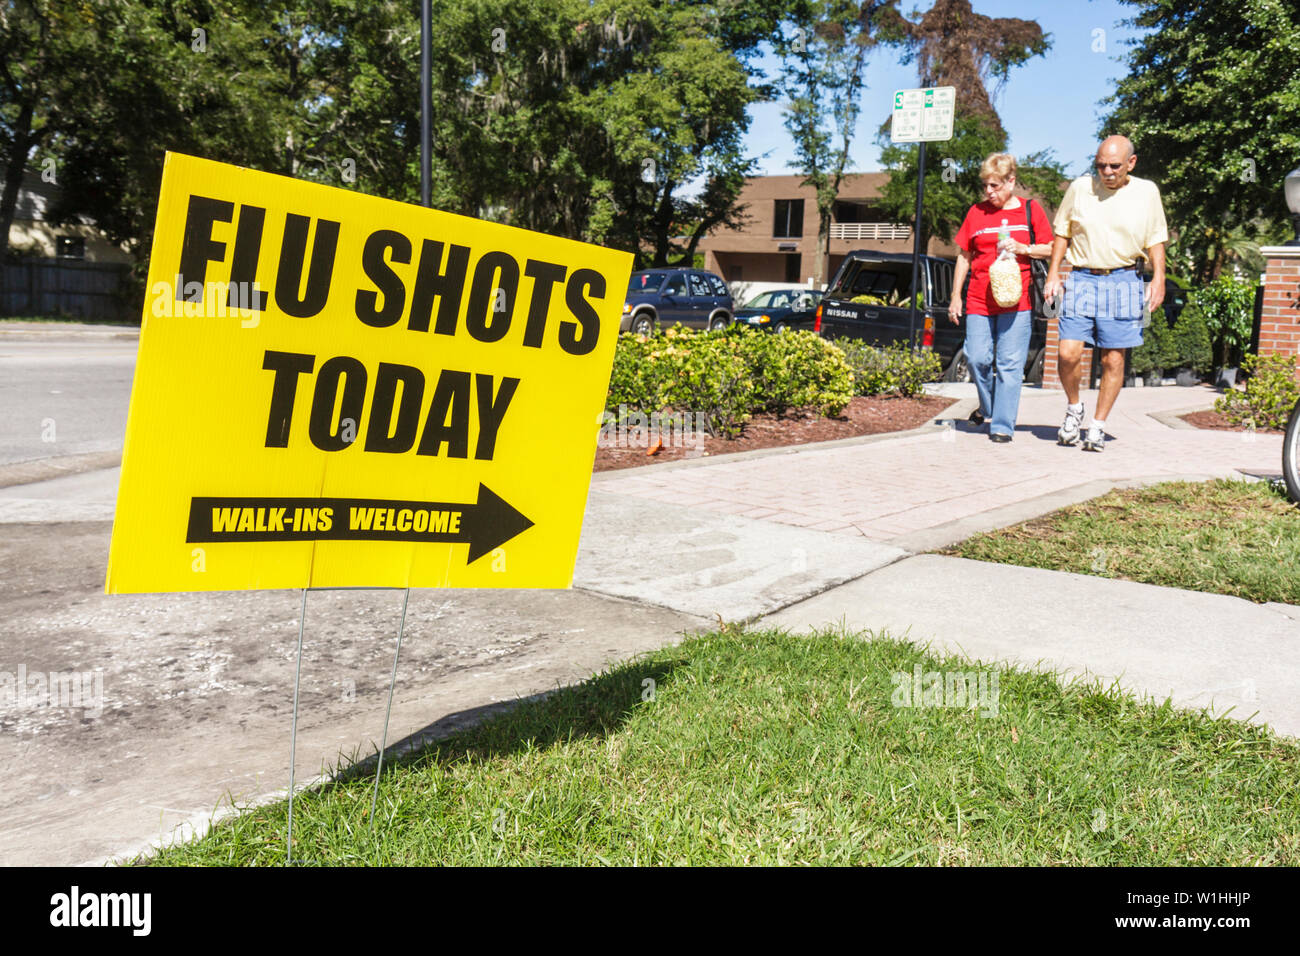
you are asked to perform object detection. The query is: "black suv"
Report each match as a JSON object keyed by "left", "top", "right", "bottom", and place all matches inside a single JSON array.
[
  {"left": 816, "top": 251, "right": 1048, "bottom": 385},
  {"left": 622, "top": 269, "right": 734, "bottom": 333}
]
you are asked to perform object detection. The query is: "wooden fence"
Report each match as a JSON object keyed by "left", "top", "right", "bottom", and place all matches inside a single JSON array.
[{"left": 0, "top": 258, "right": 135, "bottom": 322}]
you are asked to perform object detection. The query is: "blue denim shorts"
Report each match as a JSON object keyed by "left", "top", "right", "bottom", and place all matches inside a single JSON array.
[{"left": 1059, "top": 269, "right": 1145, "bottom": 349}]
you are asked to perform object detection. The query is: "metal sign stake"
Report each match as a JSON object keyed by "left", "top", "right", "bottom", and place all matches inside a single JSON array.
[
  {"left": 370, "top": 588, "right": 411, "bottom": 826},
  {"left": 286, "top": 586, "right": 308, "bottom": 866}
]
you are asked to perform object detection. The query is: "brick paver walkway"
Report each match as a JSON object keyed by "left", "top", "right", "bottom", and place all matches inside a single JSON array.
[{"left": 595, "top": 385, "right": 1285, "bottom": 543}]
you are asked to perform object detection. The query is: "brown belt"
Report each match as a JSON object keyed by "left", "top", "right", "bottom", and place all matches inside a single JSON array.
[{"left": 1075, "top": 264, "right": 1138, "bottom": 276}]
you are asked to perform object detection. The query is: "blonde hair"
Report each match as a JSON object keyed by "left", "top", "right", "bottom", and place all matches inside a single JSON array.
[{"left": 980, "top": 153, "right": 1018, "bottom": 183}]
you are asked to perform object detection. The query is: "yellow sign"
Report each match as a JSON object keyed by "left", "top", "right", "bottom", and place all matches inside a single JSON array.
[{"left": 106, "top": 153, "right": 632, "bottom": 594}]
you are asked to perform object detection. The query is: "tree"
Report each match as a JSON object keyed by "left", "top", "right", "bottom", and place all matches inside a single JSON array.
[
  {"left": 872, "top": 1, "right": 1061, "bottom": 250},
  {"left": 892, "top": 0, "right": 1048, "bottom": 139},
  {"left": 1101, "top": 0, "right": 1300, "bottom": 283},
  {"left": 316, "top": 0, "right": 779, "bottom": 266},
  {"left": 0, "top": 0, "right": 98, "bottom": 258},
  {"left": 776, "top": 0, "right": 903, "bottom": 289},
  {"left": 48, "top": 3, "right": 288, "bottom": 256}
]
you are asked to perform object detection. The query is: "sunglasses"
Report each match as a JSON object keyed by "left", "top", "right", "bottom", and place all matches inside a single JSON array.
[{"left": 1095, "top": 162, "right": 1125, "bottom": 171}]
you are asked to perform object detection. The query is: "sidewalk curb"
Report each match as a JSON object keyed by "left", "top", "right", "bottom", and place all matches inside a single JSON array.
[
  {"left": 0, "top": 451, "right": 122, "bottom": 489},
  {"left": 1148, "top": 402, "right": 1220, "bottom": 431},
  {"left": 883, "top": 471, "right": 1256, "bottom": 554}
]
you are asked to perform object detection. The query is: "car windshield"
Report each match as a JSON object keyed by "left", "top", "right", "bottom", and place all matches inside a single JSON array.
[
  {"left": 743, "top": 290, "right": 820, "bottom": 310},
  {"left": 743, "top": 291, "right": 793, "bottom": 310},
  {"left": 628, "top": 274, "right": 662, "bottom": 294}
]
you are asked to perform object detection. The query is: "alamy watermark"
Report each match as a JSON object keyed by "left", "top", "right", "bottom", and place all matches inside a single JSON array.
[
  {"left": 891, "top": 664, "right": 1000, "bottom": 717},
  {"left": 597, "top": 405, "right": 707, "bottom": 453},
  {"left": 149, "top": 276, "right": 265, "bottom": 326},
  {"left": 1, "top": 665, "right": 104, "bottom": 718}
]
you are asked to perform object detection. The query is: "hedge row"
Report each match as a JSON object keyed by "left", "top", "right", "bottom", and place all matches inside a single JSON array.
[
  {"left": 606, "top": 325, "right": 940, "bottom": 438},
  {"left": 1131, "top": 302, "right": 1212, "bottom": 376}
]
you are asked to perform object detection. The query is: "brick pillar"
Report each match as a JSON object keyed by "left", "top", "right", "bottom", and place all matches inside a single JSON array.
[
  {"left": 1259, "top": 247, "right": 1300, "bottom": 382},
  {"left": 1041, "top": 263, "right": 1091, "bottom": 389}
]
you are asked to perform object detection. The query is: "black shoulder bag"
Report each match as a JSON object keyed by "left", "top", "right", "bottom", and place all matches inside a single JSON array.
[{"left": 1024, "top": 199, "right": 1050, "bottom": 317}]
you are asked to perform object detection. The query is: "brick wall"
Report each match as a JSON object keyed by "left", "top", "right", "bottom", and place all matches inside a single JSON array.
[
  {"left": 1259, "top": 248, "right": 1300, "bottom": 382},
  {"left": 1041, "top": 263, "right": 1090, "bottom": 389}
]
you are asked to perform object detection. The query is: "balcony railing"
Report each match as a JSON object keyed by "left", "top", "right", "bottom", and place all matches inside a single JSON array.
[{"left": 828, "top": 222, "right": 912, "bottom": 241}]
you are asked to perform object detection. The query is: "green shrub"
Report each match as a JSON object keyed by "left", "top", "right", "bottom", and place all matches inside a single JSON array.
[
  {"left": 1195, "top": 276, "right": 1257, "bottom": 366},
  {"left": 833, "top": 339, "right": 943, "bottom": 397},
  {"left": 1214, "top": 353, "right": 1300, "bottom": 431},
  {"left": 1168, "top": 299, "right": 1213, "bottom": 374},
  {"left": 739, "top": 330, "right": 854, "bottom": 417},
  {"left": 661, "top": 330, "right": 755, "bottom": 438},
  {"left": 1131, "top": 307, "right": 1177, "bottom": 376},
  {"left": 607, "top": 325, "right": 753, "bottom": 438},
  {"left": 606, "top": 329, "right": 675, "bottom": 412}
]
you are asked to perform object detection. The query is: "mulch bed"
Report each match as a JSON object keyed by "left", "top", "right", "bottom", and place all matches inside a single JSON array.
[
  {"left": 593, "top": 394, "right": 957, "bottom": 472},
  {"left": 1179, "top": 409, "right": 1284, "bottom": 434}
]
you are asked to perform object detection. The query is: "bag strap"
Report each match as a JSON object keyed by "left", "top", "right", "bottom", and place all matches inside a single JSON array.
[{"left": 1025, "top": 198, "right": 1037, "bottom": 246}]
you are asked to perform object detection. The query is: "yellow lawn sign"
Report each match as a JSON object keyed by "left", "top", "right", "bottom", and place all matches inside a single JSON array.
[{"left": 106, "top": 153, "right": 631, "bottom": 594}]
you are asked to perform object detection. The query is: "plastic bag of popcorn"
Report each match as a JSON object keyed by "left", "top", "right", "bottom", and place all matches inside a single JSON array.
[{"left": 989, "top": 248, "right": 1022, "bottom": 308}]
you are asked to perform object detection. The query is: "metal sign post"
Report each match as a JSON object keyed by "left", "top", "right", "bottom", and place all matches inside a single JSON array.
[
  {"left": 891, "top": 86, "right": 956, "bottom": 350},
  {"left": 421, "top": 0, "right": 431, "bottom": 208},
  {"left": 908, "top": 141, "right": 927, "bottom": 349}
]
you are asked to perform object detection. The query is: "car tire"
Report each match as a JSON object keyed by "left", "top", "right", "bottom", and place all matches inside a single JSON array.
[
  {"left": 708, "top": 313, "right": 730, "bottom": 331},
  {"left": 943, "top": 349, "right": 972, "bottom": 383},
  {"left": 1026, "top": 347, "right": 1045, "bottom": 386},
  {"left": 773, "top": 321, "right": 787, "bottom": 332},
  {"left": 631, "top": 312, "right": 655, "bottom": 336}
]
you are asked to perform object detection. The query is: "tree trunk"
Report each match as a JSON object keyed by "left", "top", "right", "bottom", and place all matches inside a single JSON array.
[
  {"left": 815, "top": 207, "right": 830, "bottom": 289},
  {"left": 1, "top": 104, "right": 36, "bottom": 260}
]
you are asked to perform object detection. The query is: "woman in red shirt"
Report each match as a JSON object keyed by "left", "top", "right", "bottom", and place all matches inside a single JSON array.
[{"left": 949, "top": 154, "right": 1053, "bottom": 442}]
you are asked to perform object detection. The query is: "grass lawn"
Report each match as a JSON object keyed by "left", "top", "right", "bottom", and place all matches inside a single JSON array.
[
  {"left": 147, "top": 628, "right": 1300, "bottom": 866},
  {"left": 946, "top": 479, "right": 1300, "bottom": 605}
]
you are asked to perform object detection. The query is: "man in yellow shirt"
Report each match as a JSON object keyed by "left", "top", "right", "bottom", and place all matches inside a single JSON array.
[{"left": 1043, "top": 135, "right": 1168, "bottom": 451}]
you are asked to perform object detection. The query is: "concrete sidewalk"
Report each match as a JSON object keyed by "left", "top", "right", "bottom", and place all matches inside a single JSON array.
[{"left": 2, "top": 380, "right": 1297, "bottom": 865}]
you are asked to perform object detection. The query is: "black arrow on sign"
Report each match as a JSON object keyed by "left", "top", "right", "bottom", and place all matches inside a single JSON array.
[{"left": 186, "top": 483, "right": 535, "bottom": 564}]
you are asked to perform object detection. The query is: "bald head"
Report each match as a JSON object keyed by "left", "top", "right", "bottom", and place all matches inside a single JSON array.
[
  {"left": 1095, "top": 135, "right": 1137, "bottom": 189},
  {"left": 1100, "top": 135, "right": 1135, "bottom": 159}
]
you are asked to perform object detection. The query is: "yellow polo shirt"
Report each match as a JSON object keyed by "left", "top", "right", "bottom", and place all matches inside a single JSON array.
[{"left": 1053, "top": 174, "right": 1168, "bottom": 269}]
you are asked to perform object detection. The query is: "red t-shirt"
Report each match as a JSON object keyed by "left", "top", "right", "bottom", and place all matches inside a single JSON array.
[{"left": 954, "top": 198, "right": 1053, "bottom": 315}]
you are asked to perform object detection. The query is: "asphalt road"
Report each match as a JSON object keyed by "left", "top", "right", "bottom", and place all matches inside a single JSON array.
[{"left": 0, "top": 324, "right": 137, "bottom": 469}]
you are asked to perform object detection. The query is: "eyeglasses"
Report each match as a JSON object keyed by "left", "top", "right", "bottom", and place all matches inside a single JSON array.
[
  {"left": 982, "top": 180, "right": 1007, "bottom": 190},
  {"left": 1095, "top": 162, "right": 1125, "bottom": 171}
]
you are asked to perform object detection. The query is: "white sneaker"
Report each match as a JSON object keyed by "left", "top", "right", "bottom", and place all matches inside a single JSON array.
[
  {"left": 1082, "top": 424, "right": 1106, "bottom": 452},
  {"left": 1058, "top": 405, "right": 1085, "bottom": 446}
]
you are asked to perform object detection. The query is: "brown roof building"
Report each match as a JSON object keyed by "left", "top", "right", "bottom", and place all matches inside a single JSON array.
[{"left": 698, "top": 173, "right": 957, "bottom": 288}]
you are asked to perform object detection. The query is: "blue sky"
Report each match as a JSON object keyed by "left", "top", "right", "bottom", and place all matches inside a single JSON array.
[{"left": 742, "top": 0, "right": 1145, "bottom": 179}]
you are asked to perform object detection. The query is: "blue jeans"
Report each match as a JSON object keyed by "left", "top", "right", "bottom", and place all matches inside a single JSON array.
[{"left": 965, "top": 310, "right": 1032, "bottom": 437}]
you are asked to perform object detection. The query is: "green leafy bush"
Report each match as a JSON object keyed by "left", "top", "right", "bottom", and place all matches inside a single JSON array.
[
  {"left": 833, "top": 339, "right": 943, "bottom": 397},
  {"left": 738, "top": 330, "right": 853, "bottom": 417},
  {"left": 1131, "top": 307, "right": 1176, "bottom": 376},
  {"left": 1195, "top": 276, "right": 1256, "bottom": 366},
  {"left": 1168, "top": 299, "right": 1213, "bottom": 374},
  {"left": 1214, "top": 353, "right": 1300, "bottom": 430},
  {"left": 606, "top": 329, "right": 676, "bottom": 412},
  {"left": 606, "top": 325, "right": 858, "bottom": 438},
  {"left": 661, "top": 330, "right": 754, "bottom": 438}
]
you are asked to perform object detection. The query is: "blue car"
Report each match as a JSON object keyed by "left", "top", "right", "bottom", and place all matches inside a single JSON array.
[{"left": 622, "top": 269, "right": 734, "bottom": 334}]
